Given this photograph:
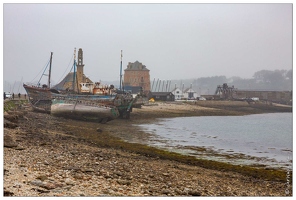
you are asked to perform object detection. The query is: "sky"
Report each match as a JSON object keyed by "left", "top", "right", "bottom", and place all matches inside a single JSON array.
[{"left": 2, "top": 3, "right": 293, "bottom": 90}]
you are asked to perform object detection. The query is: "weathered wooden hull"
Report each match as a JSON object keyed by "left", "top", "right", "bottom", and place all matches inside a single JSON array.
[
  {"left": 23, "top": 84, "right": 52, "bottom": 113},
  {"left": 51, "top": 98, "right": 119, "bottom": 122}
]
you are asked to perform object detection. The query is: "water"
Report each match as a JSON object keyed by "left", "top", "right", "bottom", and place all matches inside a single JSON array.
[{"left": 136, "top": 113, "right": 292, "bottom": 169}]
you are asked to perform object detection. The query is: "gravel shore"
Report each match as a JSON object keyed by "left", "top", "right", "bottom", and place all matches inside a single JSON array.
[{"left": 3, "top": 101, "right": 292, "bottom": 196}]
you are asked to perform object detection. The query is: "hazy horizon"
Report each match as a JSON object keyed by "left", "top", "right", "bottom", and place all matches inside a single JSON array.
[{"left": 3, "top": 3, "right": 292, "bottom": 92}]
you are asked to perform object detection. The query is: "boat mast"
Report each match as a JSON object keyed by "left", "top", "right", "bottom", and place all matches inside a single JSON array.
[
  {"left": 48, "top": 52, "right": 53, "bottom": 88},
  {"left": 119, "top": 50, "right": 123, "bottom": 91},
  {"left": 72, "top": 48, "right": 76, "bottom": 91}
]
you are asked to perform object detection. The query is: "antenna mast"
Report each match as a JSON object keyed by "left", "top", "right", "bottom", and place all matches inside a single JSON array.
[
  {"left": 119, "top": 50, "right": 123, "bottom": 91},
  {"left": 48, "top": 52, "right": 53, "bottom": 88},
  {"left": 72, "top": 48, "right": 77, "bottom": 91}
]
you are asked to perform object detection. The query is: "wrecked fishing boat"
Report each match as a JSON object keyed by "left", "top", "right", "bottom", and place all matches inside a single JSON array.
[
  {"left": 23, "top": 52, "right": 56, "bottom": 113},
  {"left": 23, "top": 83, "right": 58, "bottom": 113},
  {"left": 51, "top": 92, "right": 137, "bottom": 122},
  {"left": 24, "top": 48, "right": 140, "bottom": 122},
  {"left": 51, "top": 95, "right": 120, "bottom": 123}
]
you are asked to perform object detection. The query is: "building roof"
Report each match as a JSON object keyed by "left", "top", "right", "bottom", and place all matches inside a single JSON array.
[
  {"left": 171, "top": 87, "right": 182, "bottom": 92},
  {"left": 124, "top": 61, "right": 149, "bottom": 71},
  {"left": 151, "top": 92, "right": 174, "bottom": 96},
  {"left": 184, "top": 88, "right": 196, "bottom": 93},
  {"left": 52, "top": 72, "right": 92, "bottom": 90}
]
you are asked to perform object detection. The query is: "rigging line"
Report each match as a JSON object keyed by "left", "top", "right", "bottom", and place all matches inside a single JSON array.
[
  {"left": 37, "top": 61, "right": 50, "bottom": 86},
  {"left": 57, "top": 54, "right": 74, "bottom": 84},
  {"left": 30, "top": 58, "right": 50, "bottom": 83},
  {"left": 17, "top": 77, "right": 23, "bottom": 93},
  {"left": 62, "top": 62, "right": 75, "bottom": 88}
]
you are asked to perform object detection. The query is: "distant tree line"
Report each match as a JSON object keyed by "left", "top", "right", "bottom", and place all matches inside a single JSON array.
[{"left": 170, "top": 69, "right": 292, "bottom": 95}]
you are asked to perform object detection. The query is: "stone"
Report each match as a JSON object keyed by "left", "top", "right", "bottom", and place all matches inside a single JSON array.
[
  {"left": 65, "top": 178, "right": 75, "bottom": 185},
  {"left": 36, "top": 175, "right": 48, "bottom": 182},
  {"left": 15, "top": 146, "right": 25, "bottom": 150},
  {"left": 117, "top": 180, "right": 131, "bottom": 186},
  {"left": 4, "top": 114, "right": 19, "bottom": 123},
  {"left": 188, "top": 190, "right": 202, "bottom": 196},
  {"left": 42, "top": 182, "right": 57, "bottom": 190},
  {"left": 162, "top": 189, "right": 170, "bottom": 195},
  {"left": 96, "top": 128, "right": 103, "bottom": 133},
  {"left": 81, "top": 168, "right": 95, "bottom": 173},
  {"left": 4, "top": 135, "right": 18, "bottom": 148},
  {"left": 30, "top": 180, "right": 44, "bottom": 187},
  {"left": 4, "top": 119, "right": 18, "bottom": 129}
]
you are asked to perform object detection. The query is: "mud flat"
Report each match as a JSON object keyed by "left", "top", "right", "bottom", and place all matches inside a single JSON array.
[{"left": 3, "top": 100, "right": 292, "bottom": 196}]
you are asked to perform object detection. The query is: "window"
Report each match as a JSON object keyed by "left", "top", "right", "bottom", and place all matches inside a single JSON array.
[{"left": 176, "top": 91, "right": 179, "bottom": 94}]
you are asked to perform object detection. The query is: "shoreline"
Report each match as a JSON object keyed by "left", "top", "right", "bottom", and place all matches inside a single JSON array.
[
  {"left": 130, "top": 112, "right": 291, "bottom": 171},
  {"left": 3, "top": 100, "right": 292, "bottom": 196}
]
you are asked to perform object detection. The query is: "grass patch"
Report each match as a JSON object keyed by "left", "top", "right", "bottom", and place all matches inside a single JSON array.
[{"left": 3, "top": 100, "right": 27, "bottom": 112}]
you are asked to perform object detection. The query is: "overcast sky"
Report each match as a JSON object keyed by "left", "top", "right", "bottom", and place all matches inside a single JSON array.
[{"left": 3, "top": 3, "right": 292, "bottom": 87}]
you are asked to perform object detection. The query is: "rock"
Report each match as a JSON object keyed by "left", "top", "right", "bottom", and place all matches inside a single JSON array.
[
  {"left": 7, "top": 111, "right": 25, "bottom": 117},
  {"left": 30, "top": 180, "right": 44, "bottom": 187},
  {"left": 4, "top": 190, "right": 14, "bottom": 196},
  {"left": 15, "top": 146, "right": 25, "bottom": 150},
  {"left": 162, "top": 189, "right": 170, "bottom": 195},
  {"left": 162, "top": 173, "right": 169, "bottom": 177},
  {"left": 65, "top": 178, "right": 75, "bottom": 185},
  {"left": 36, "top": 175, "right": 48, "bottom": 182},
  {"left": 4, "top": 114, "right": 19, "bottom": 123},
  {"left": 114, "top": 171, "right": 123, "bottom": 176},
  {"left": 41, "top": 182, "right": 57, "bottom": 190},
  {"left": 4, "top": 169, "right": 9, "bottom": 175},
  {"left": 188, "top": 190, "right": 202, "bottom": 196},
  {"left": 96, "top": 128, "right": 103, "bottom": 133},
  {"left": 4, "top": 135, "right": 18, "bottom": 148},
  {"left": 117, "top": 180, "right": 131, "bottom": 186},
  {"left": 73, "top": 174, "right": 83, "bottom": 180},
  {"left": 81, "top": 168, "right": 95, "bottom": 173},
  {"left": 4, "top": 119, "right": 18, "bottom": 129}
]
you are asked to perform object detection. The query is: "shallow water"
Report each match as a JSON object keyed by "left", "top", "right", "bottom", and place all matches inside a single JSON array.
[{"left": 136, "top": 113, "right": 292, "bottom": 169}]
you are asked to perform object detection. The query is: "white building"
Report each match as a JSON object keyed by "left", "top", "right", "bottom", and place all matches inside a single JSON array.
[
  {"left": 183, "top": 88, "right": 198, "bottom": 99},
  {"left": 171, "top": 87, "right": 184, "bottom": 100}
]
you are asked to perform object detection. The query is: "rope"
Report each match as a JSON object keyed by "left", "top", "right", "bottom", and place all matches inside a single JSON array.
[{"left": 30, "top": 58, "right": 50, "bottom": 83}]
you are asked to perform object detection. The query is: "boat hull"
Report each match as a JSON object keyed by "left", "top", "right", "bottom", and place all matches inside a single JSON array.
[
  {"left": 23, "top": 84, "right": 52, "bottom": 113},
  {"left": 51, "top": 98, "right": 119, "bottom": 122}
]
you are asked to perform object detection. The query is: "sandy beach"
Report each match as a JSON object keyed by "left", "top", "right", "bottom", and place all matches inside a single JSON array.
[{"left": 3, "top": 100, "right": 292, "bottom": 196}]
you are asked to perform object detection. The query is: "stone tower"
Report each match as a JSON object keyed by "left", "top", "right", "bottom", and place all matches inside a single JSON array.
[
  {"left": 77, "top": 48, "right": 85, "bottom": 85},
  {"left": 123, "top": 61, "right": 151, "bottom": 94}
]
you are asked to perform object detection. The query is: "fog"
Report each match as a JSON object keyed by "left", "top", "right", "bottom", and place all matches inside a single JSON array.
[{"left": 3, "top": 3, "right": 292, "bottom": 94}]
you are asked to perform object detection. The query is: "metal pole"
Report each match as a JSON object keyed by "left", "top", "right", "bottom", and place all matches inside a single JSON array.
[
  {"left": 158, "top": 80, "right": 161, "bottom": 92},
  {"left": 151, "top": 78, "right": 155, "bottom": 92},
  {"left": 165, "top": 80, "right": 168, "bottom": 92},
  {"left": 155, "top": 78, "right": 159, "bottom": 92},
  {"left": 119, "top": 50, "right": 123, "bottom": 91},
  {"left": 48, "top": 52, "right": 53, "bottom": 88},
  {"left": 73, "top": 48, "right": 76, "bottom": 91}
]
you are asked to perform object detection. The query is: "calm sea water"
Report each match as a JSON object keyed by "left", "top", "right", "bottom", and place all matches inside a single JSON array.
[{"left": 137, "top": 113, "right": 292, "bottom": 169}]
